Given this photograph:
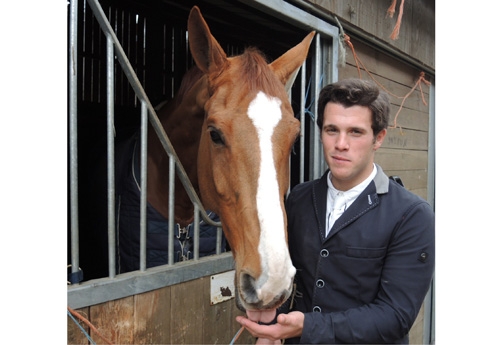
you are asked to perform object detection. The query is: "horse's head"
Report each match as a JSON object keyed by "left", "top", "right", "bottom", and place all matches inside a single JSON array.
[{"left": 188, "top": 6, "right": 314, "bottom": 311}]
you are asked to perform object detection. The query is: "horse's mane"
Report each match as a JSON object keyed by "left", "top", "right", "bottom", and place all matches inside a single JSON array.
[{"left": 174, "top": 65, "right": 205, "bottom": 106}]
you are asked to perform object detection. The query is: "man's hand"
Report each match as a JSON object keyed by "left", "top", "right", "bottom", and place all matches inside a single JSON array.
[{"left": 236, "top": 311, "right": 305, "bottom": 342}]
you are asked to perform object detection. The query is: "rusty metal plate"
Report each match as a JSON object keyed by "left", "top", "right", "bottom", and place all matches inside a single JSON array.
[{"left": 210, "top": 270, "right": 235, "bottom": 305}]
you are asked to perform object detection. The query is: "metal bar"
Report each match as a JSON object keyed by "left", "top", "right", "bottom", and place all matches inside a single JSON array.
[
  {"left": 331, "top": 33, "right": 339, "bottom": 84},
  {"left": 423, "top": 278, "right": 434, "bottom": 344},
  {"left": 86, "top": 0, "right": 221, "bottom": 228},
  {"left": 139, "top": 100, "right": 148, "bottom": 271},
  {"left": 193, "top": 203, "right": 200, "bottom": 260},
  {"left": 299, "top": 60, "right": 306, "bottom": 183},
  {"left": 427, "top": 82, "right": 436, "bottom": 210},
  {"left": 237, "top": 0, "right": 338, "bottom": 36},
  {"left": 216, "top": 227, "right": 222, "bottom": 255},
  {"left": 312, "top": 33, "right": 321, "bottom": 179},
  {"left": 69, "top": 0, "right": 80, "bottom": 281},
  {"left": 423, "top": 82, "right": 436, "bottom": 344},
  {"left": 106, "top": 34, "right": 116, "bottom": 278},
  {"left": 168, "top": 155, "right": 175, "bottom": 265},
  {"left": 68, "top": 252, "right": 235, "bottom": 309}
]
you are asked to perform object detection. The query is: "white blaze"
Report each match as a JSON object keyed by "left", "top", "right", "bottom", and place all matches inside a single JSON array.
[{"left": 247, "top": 91, "right": 296, "bottom": 305}]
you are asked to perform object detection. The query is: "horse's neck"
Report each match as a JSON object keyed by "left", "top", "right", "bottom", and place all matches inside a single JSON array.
[
  {"left": 164, "top": 76, "right": 208, "bottom": 148},
  {"left": 147, "top": 76, "right": 208, "bottom": 226}
]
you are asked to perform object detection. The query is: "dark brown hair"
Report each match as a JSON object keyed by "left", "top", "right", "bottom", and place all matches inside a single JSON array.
[{"left": 317, "top": 78, "right": 390, "bottom": 136}]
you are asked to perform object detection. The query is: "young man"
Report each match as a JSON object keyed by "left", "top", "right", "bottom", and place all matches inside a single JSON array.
[{"left": 236, "top": 78, "right": 435, "bottom": 344}]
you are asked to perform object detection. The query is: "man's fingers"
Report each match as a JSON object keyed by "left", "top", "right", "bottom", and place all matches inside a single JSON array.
[{"left": 277, "top": 313, "right": 288, "bottom": 325}]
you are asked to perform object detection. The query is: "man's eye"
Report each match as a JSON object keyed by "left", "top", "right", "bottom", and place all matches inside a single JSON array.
[{"left": 209, "top": 129, "right": 225, "bottom": 145}]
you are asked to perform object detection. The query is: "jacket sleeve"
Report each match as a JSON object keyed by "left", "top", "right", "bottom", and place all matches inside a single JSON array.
[{"left": 300, "top": 201, "right": 435, "bottom": 344}]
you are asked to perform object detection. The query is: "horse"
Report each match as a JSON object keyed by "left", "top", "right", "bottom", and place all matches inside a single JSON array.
[{"left": 120, "top": 6, "right": 314, "bottom": 312}]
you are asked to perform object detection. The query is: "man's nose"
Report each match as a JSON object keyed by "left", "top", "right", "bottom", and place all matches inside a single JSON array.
[{"left": 335, "top": 133, "right": 349, "bottom": 150}]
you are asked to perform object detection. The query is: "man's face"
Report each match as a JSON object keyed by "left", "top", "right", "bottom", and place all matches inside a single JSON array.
[{"left": 321, "top": 102, "right": 386, "bottom": 191}]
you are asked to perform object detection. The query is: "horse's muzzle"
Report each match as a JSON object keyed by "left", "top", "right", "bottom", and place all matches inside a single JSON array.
[{"left": 236, "top": 272, "right": 294, "bottom": 311}]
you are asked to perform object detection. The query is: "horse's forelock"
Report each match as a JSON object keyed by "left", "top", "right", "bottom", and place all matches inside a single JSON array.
[
  {"left": 236, "top": 48, "right": 286, "bottom": 97},
  {"left": 201, "top": 48, "right": 288, "bottom": 102}
]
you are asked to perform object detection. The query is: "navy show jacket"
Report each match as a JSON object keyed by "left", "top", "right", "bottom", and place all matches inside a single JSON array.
[{"left": 283, "top": 165, "right": 435, "bottom": 344}]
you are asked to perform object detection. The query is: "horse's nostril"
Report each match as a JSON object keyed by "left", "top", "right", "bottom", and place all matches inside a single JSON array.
[
  {"left": 241, "top": 273, "right": 259, "bottom": 304},
  {"left": 239, "top": 271, "right": 294, "bottom": 309}
]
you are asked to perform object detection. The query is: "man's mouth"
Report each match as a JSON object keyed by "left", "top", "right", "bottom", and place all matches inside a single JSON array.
[{"left": 332, "top": 155, "right": 349, "bottom": 162}]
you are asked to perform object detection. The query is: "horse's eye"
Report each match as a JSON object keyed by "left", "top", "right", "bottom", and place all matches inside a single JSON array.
[{"left": 209, "top": 129, "right": 225, "bottom": 145}]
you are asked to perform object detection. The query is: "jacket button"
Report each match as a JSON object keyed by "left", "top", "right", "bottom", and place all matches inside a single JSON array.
[
  {"left": 316, "top": 279, "right": 325, "bottom": 288},
  {"left": 320, "top": 249, "right": 329, "bottom": 257},
  {"left": 313, "top": 306, "right": 321, "bottom": 312},
  {"left": 418, "top": 252, "right": 428, "bottom": 263}
]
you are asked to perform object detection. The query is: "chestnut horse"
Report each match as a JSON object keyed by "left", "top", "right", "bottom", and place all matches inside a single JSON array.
[{"left": 146, "top": 7, "right": 314, "bottom": 311}]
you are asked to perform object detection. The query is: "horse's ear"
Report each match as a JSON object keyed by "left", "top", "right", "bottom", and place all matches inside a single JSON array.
[
  {"left": 188, "top": 6, "right": 228, "bottom": 74},
  {"left": 270, "top": 31, "right": 315, "bottom": 92}
]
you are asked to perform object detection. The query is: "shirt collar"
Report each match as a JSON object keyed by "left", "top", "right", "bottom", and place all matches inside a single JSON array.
[{"left": 327, "top": 163, "right": 378, "bottom": 209}]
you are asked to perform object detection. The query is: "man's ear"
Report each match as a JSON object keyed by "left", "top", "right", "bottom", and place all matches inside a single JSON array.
[{"left": 373, "top": 128, "right": 387, "bottom": 150}]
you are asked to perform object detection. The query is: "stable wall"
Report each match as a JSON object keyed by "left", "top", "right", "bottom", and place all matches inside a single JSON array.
[
  {"left": 68, "top": 271, "right": 255, "bottom": 344},
  {"left": 304, "top": 0, "right": 435, "bottom": 69}
]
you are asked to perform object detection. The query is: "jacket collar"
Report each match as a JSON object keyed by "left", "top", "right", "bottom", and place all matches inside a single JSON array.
[
  {"left": 373, "top": 163, "right": 389, "bottom": 194},
  {"left": 318, "top": 163, "right": 389, "bottom": 196}
]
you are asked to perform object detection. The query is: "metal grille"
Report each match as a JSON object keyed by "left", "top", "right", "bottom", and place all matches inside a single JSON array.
[
  {"left": 79, "top": 0, "right": 191, "bottom": 107},
  {"left": 68, "top": 0, "right": 339, "bottom": 308}
]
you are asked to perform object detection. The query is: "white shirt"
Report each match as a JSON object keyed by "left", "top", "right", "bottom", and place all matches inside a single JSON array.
[{"left": 325, "top": 163, "right": 378, "bottom": 235}]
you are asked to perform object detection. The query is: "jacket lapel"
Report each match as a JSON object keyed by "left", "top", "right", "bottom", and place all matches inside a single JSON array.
[
  {"left": 311, "top": 172, "right": 329, "bottom": 241},
  {"left": 327, "top": 185, "right": 379, "bottom": 239},
  {"left": 314, "top": 164, "right": 390, "bottom": 242}
]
